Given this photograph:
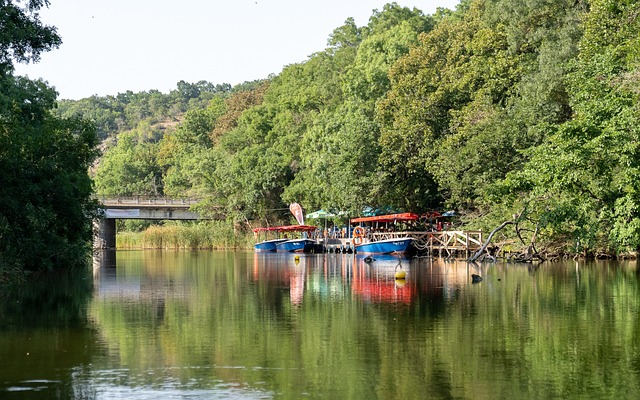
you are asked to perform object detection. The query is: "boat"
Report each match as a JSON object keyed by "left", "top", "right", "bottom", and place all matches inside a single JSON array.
[
  {"left": 276, "top": 238, "right": 316, "bottom": 253},
  {"left": 253, "top": 224, "right": 318, "bottom": 253},
  {"left": 350, "top": 213, "right": 419, "bottom": 256},
  {"left": 354, "top": 237, "right": 414, "bottom": 255},
  {"left": 254, "top": 238, "right": 289, "bottom": 252}
]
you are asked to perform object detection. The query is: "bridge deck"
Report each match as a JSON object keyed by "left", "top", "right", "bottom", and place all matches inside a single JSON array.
[{"left": 99, "top": 197, "right": 198, "bottom": 209}]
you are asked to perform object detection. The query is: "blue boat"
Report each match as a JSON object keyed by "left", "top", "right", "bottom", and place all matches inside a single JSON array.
[
  {"left": 354, "top": 237, "right": 414, "bottom": 255},
  {"left": 254, "top": 238, "right": 289, "bottom": 252},
  {"left": 253, "top": 224, "right": 317, "bottom": 253},
  {"left": 276, "top": 238, "right": 316, "bottom": 253},
  {"left": 350, "top": 213, "right": 419, "bottom": 256}
]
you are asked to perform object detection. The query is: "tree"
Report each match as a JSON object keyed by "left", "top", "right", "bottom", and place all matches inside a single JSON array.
[
  {"left": 157, "top": 98, "right": 226, "bottom": 197},
  {"left": 1, "top": 1, "right": 99, "bottom": 278},
  {"left": 376, "top": 0, "right": 585, "bottom": 213},
  {"left": 283, "top": 5, "right": 435, "bottom": 214},
  {"left": 376, "top": 2, "right": 495, "bottom": 211},
  {"left": 0, "top": 0, "right": 60, "bottom": 70},
  {"left": 93, "top": 130, "right": 162, "bottom": 197},
  {"left": 485, "top": 0, "right": 640, "bottom": 256}
]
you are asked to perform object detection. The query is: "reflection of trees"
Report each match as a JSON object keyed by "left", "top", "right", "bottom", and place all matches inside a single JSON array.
[
  {"left": 90, "top": 253, "right": 640, "bottom": 398},
  {"left": 0, "top": 268, "right": 99, "bottom": 398}
]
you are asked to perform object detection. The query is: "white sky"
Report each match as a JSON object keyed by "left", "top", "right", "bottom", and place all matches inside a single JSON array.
[{"left": 14, "top": 0, "right": 460, "bottom": 100}]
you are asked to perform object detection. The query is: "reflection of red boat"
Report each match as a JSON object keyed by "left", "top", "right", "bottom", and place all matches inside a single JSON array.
[
  {"left": 351, "top": 257, "right": 413, "bottom": 304},
  {"left": 251, "top": 253, "right": 414, "bottom": 305},
  {"left": 352, "top": 278, "right": 412, "bottom": 304}
]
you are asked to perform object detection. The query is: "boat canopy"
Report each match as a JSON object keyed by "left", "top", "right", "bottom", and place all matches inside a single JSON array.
[
  {"left": 252, "top": 225, "right": 317, "bottom": 233},
  {"left": 350, "top": 213, "right": 419, "bottom": 224}
]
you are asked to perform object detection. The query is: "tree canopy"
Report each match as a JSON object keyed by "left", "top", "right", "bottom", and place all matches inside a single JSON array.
[
  {"left": 84, "top": 0, "right": 640, "bottom": 257},
  {"left": 0, "top": 0, "right": 98, "bottom": 280}
]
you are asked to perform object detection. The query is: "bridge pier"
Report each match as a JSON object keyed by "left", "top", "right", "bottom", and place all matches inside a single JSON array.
[{"left": 93, "top": 218, "right": 116, "bottom": 249}]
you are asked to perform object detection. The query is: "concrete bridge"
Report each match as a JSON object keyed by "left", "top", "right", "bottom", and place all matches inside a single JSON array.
[{"left": 94, "top": 197, "right": 216, "bottom": 249}]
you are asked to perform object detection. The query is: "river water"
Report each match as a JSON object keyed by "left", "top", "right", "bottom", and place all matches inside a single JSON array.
[{"left": 1, "top": 250, "right": 640, "bottom": 399}]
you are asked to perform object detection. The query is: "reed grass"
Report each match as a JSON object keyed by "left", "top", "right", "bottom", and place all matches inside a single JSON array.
[
  {"left": 116, "top": 231, "right": 143, "bottom": 248},
  {"left": 115, "top": 221, "right": 254, "bottom": 249}
]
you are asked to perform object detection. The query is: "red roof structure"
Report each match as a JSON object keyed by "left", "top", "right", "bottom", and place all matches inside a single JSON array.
[
  {"left": 350, "top": 213, "right": 419, "bottom": 224},
  {"left": 252, "top": 225, "right": 317, "bottom": 233}
]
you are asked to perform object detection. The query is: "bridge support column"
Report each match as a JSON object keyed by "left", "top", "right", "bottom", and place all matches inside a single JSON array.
[{"left": 93, "top": 218, "right": 116, "bottom": 249}]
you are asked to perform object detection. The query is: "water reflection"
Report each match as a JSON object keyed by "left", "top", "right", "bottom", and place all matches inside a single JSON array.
[
  {"left": 254, "top": 254, "right": 509, "bottom": 310},
  {"left": 94, "top": 251, "right": 486, "bottom": 308},
  {"left": 248, "top": 253, "right": 481, "bottom": 307},
  {"left": 3, "top": 252, "right": 640, "bottom": 399}
]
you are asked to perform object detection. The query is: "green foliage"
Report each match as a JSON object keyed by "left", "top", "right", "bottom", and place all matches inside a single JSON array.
[
  {"left": 0, "top": 76, "right": 99, "bottom": 276},
  {"left": 0, "top": 1, "right": 99, "bottom": 279},
  {"left": 377, "top": 2, "right": 502, "bottom": 210},
  {"left": 366, "top": 2, "right": 434, "bottom": 36},
  {"left": 157, "top": 98, "right": 226, "bottom": 197},
  {"left": 283, "top": 5, "right": 434, "bottom": 214},
  {"left": 0, "top": 0, "right": 61, "bottom": 69},
  {"left": 93, "top": 130, "right": 162, "bottom": 196},
  {"left": 486, "top": 0, "right": 640, "bottom": 255},
  {"left": 55, "top": 81, "right": 233, "bottom": 141},
  {"left": 80, "top": 0, "right": 640, "bottom": 255}
]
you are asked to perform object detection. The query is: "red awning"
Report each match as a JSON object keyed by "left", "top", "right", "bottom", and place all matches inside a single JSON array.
[
  {"left": 252, "top": 225, "right": 317, "bottom": 233},
  {"left": 350, "top": 213, "right": 419, "bottom": 224}
]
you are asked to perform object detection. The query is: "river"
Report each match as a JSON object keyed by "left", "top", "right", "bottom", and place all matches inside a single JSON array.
[{"left": 1, "top": 250, "right": 639, "bottom": 399}]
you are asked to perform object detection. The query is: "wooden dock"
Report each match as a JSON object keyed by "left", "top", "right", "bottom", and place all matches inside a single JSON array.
[
  {"left": 370, "top": 230, "right": 483, "bottom": 256},
  {"left": 321, "top": 230, "right": 483, "bottom": 257}
]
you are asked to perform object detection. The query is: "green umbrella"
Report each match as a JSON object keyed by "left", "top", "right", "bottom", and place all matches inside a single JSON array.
[
  {"left": 306, "top": 209, "right": 338, "bottom": 238},
  {"left": 306, "top": 209, "right": 334, "bottom": 219}
]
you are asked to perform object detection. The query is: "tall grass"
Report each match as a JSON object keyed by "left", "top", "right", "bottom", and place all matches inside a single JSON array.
[{"left": 116, "top": 221, "right": 254, "bottom": 249}]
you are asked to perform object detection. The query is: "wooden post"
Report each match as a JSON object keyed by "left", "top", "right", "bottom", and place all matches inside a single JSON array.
[{"left": 465, "top": 231, "right": 469, "bottom": 258}]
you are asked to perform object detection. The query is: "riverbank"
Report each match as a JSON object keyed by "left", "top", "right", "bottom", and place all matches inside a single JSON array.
[{"left": 113, "top": 220, "right": 639, "bottom": 260}]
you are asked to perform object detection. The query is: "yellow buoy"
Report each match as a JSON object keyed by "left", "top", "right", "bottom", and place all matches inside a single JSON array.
[
  {"left": 395, "top": 269, "right": 406, "bottom": 280},
  {"left": 294, "top": 255, "right": 300, "bottom": 264}
]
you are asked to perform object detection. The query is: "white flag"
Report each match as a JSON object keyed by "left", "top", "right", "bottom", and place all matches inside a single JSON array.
[{"left": 289, "top": 203, "right": 304, "bottom": 225}]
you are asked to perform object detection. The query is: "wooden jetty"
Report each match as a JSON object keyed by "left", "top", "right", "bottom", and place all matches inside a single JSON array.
[
  {"left": 371, "top": 230, "right": 483, "bottom": 257},
  {"left": 324, "top": 230, "right": 483, "bottom": 257}
]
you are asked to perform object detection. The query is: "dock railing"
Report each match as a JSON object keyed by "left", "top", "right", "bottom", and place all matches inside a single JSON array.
[{"left": 370, "top": 230, "right": 483, "bottom": 255}]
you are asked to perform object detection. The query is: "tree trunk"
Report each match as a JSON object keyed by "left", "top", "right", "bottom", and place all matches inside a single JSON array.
[{"left": 468, "top": 220, "right": 513, "bottom": 262}]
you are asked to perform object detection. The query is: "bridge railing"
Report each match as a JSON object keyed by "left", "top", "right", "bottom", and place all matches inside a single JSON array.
[{"left": 98, "top": 197, "right": 201, "bottom": 206}]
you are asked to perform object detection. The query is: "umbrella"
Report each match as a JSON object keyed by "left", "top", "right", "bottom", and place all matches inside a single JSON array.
[
  {"left": 306, "top": 210, "right": 329, "bottom": 238},
  {"left": 306, "top": 209, "right": 333, "bottom": 219},
  {"left": 306, "top": 209, "right": 347, "bottom": 238},
  {"left": 362, "top": 206, "right": 401, "bottom": 217},
  {"left": 362, "top": 206, "right": 376, "bottom": 217}
]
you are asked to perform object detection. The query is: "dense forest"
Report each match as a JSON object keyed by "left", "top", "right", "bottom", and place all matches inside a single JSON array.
[
  {"left": 79, "top": 0, "right": 639, "bottom": 257},
  {"left": 3, "top": 0, "right": 640, "bottom": 277}
]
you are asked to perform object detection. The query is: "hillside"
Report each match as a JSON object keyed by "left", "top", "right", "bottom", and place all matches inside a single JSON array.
[{"left": 73, "top": 0, "right": 640, "bottom": 258}]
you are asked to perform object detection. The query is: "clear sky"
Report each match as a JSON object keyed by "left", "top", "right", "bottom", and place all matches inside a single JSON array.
[{"left": 14, "top": 0, "right": 460, "bottom": 100}]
